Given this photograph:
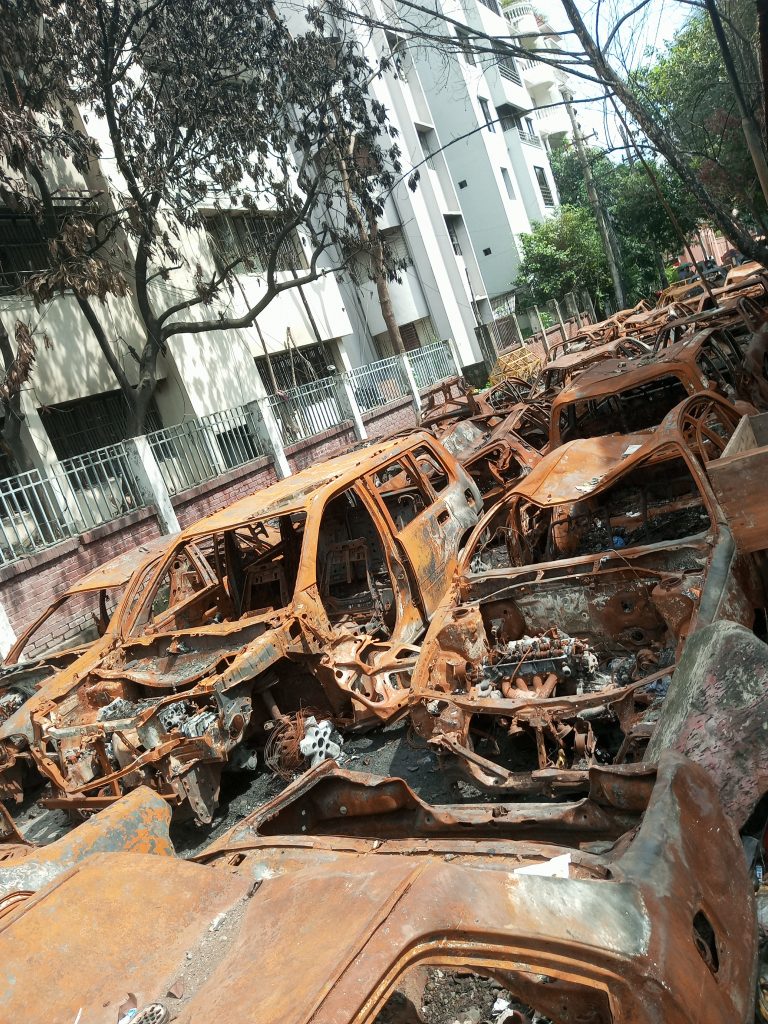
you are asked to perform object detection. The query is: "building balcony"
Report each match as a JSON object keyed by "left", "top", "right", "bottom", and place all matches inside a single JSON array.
[
  {"left": 499, "top": 116, "right": 543, "bottom": 148},
  {"left": 520, "top": 58, "right": 558, "bottom": 89},
  {"left": 534, "top": 106, "right": 571, "bottom": 138},
  {"left": 503, "top": 1, "right": 538, "bottom": 32}
]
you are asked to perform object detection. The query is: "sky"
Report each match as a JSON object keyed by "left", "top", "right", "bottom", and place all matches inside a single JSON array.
[{"left": 536, "top": 0, "right": 692, "bottom": 148}]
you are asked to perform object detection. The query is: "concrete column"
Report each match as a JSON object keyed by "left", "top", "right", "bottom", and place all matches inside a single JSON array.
[
  {"left": 245, "top": 400, "right": 291, "bottom": 480},
  {"left": 338, "top": 375, "right": 367, "bottom": 441},
  {"left": 0, "top": 601, "right": 16, "bottom": 659},
  {"left": 401, "top": 353, "right": 422, "bottom": 415},
  {"left": 445, "top": 337, "right": 463, "bottom": 377},
  {"left": 124, "top": 435, "right": 180, "bottom": 535}
]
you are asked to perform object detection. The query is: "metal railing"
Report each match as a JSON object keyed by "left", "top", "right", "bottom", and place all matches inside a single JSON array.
[
  {"left": 518, "top": 129, "right": 543, "bottom": 147},
  {"left": 59, "top": 442, "right": 146, "bottom": 530},
  {"left": 347, "top": 355, "right": 411, "bottom": 412},
  {"left": 477, "top": 0, "right": 501, "bottom": 13},
  {"left": 505, "top": 1, "right": 535, "bottom": 21},
  {"left": 267, "top": 376, "right": 352, "bottom": 446},
  {"left": 148, "top": 404, "right": 266, "bottom": 496},
  {"left": 407, "top": 341, "right": 457, "bottom": 390},
  {"left": 498, "top": 57, "right": 522, "bottom": 85},
  {"left": 0, "top": 468, "right": 78, "bottom": 564}
]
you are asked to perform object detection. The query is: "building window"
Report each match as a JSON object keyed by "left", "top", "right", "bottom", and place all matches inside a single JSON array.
[
  {"left": 384, "top": 31, "right": 410, "bottom": 78},
  {"left": 205, "top": 212, "right": 308, "bottom": 274},
  {"left": 455, "top": 29, "right": 476, "bottom": 65},
  {"left": 498, "top": 55, "right": 521, "bottom": 85},
  {"left": 0, "top": 214, "right": 52, "bottom": 294},
  {"left": 40, "top": 390, "right": 163, "bottom": 459},
  {"left": 477, "top": 0, "right": 501, "bottom": 13},
  {"left": 479, "top": 98, "right": 495, "bottom": 132},
  {"left": 417, "top": 127, "right": 438, "bottom": 170},
  {"left": 380, "top": 226, "right": 411, "bottom": 266},
  {"left": 444, "top": 215, "right": 463, "bottom": 255},
  {"left": 534, "top": 166, "right": 555, "bottom": 207},
  {"left": 500, "top": 167, "right": 516, "bottom": 200},
  {"left": 254, "top": 342, "right": 336, "bottom": 394}
]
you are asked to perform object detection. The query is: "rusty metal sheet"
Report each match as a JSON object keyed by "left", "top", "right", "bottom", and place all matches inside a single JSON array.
[
  {"left": 646, "top": 619, "right": 768, "bottom": 827},
  {"left": 63, "top": 534, "right": 177, "bottom": 595},
  {"left": 0, "top": 753, "right": 755, "bottom": 1024}
]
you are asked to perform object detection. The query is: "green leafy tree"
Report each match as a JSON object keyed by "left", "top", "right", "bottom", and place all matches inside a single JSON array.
[
  {"left": 549, "top": 143, "right": 702, "bottom": 302},
  {"left": 632, "top": 4, "right": 764, "bottom": 228},
  {"left": 516, "top": 206, "right": 612, "bottom": 308}
]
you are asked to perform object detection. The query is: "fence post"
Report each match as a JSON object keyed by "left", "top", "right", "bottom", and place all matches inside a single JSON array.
[
  {"left": 582, "top": 290, "right": 598, "bottom": 324},
  {"left": 246, "top": 400, "right": 292, "bottom": 480},
  {"left": 533, "top": 305, "right": 550, "bottom": 357},
  {"left": 564, "top": 291, "right": 584, "bottom": 328},
  {"left": 338, "top": 375, "right": 368, "bottom": 441},
  {"left": 124, "top": 435, "right": 180, "bottom": 535},
  {"left": 401, "top": 353, "right": 422, "bottom": 416},
  {"left": 0, "top": 601, "right": 16, "bottom": 658},
  {"left": 552, "top": 300, "right": 568, "bottom": 343}
]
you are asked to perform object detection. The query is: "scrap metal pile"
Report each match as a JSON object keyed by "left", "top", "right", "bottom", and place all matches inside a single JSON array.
[{"left": 2, "top": 261, "right": 768, "bottom": 1024}]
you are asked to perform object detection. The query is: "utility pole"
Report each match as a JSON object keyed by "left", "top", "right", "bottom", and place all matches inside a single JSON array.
[
  {"left": 704, "top": 0, "right": 768, "bottom": 206},
  {"left": 563, "top": 90, "right": 626, "bottom": 309}
]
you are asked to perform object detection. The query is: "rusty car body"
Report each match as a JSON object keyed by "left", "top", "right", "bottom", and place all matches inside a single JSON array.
[
  {"left": 410, "top": 395, "right": 766, "bottom": 793},
  {"left": 0, "top": 536, "right": 173, "bottom": 801},
  {"left": 0, "top": 433, "right": 480, "bottom": 821},
  {"left": 531, "top": 336, "right": 651, "bottom": 401},
  {"left": 0, "top": 751, "right": 755, "bottom": 1024},
  {"left": 548, "top": 326, "right": 759, "bottom": 448}
]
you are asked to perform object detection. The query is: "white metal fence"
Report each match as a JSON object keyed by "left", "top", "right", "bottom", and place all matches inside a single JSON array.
[
  {"left": 407, "top": 341, "right": 457, "bottom": 390},
  {"left": 0, "top": 342, "right": 460, "bottom": 566},
  {"left": 60, "top": 442, "right": 146, "bottom": 531},
  {"left": 147, "top": 404, "right": 266, "bottom": 496},
  {"left": 0, "top": 468, "right": 78, "bottom": 564},
  {"left": 347, "top": 355, "right": 411, "bottom": 412},
  {"left": 267, "top": 376, "right": 352, "bottom": 445}
]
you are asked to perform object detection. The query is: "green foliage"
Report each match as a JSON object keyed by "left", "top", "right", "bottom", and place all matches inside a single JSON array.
[
  {"left": 515, "top": 205, "right": 613, "bottom": 306},
  {"left": 545, "top": 142, "right": 703, "bottom": 304},
  {"left": 632, "top": 2, "right": 764, "bottom": 224}
]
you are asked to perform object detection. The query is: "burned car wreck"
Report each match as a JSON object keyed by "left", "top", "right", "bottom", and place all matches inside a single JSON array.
[
  {"left": 410, "top": 395, "right": 766, "bottom": 792},
  {"left": 0, "top": 752, "right": 756, "bottom": 1024},
  {"left": 0, "top": 434, "right": 480, "bottom": 821}
]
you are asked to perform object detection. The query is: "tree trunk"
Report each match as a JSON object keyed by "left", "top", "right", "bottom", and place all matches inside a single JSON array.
[
  {"left": 336, "top": 146, "right": 405, "bottom": 356},
  {"left": 126, "top": 374, "right": 156, "bottom": 438},
  {"left": 0, "top": 320, "right": 35, "bottom": 475},
  {"left": 654, "top": 248, "right": 669, "bottom": 290},
  {"left": 368, "top": 216, "right": 405, "bottom": 355}
]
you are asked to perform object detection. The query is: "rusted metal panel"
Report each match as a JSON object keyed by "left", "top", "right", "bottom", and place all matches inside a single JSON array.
[
  {"left": 646, "top": 619, "right": 768, "bottom": 827},
  {"left": 0, "top": 754, "right": 755, "bottom": 1024}
]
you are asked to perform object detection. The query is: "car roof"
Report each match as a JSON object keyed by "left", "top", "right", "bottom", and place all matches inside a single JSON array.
[
  {"left": 552, "top": 334, "right": 706, "bottom": 407},
  {"left": 507, "top": 428, "right": 677, "bottom": 507},
  {"left": 65, "top": 534, "right": 175, "bottom": 594},
  {"left": 180, "top": 431, "right": 437, "bottom": 540}
]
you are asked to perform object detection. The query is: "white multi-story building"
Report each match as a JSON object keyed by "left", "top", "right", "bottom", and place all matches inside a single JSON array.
[
  {"left": 0, "top": 0, "right": 565, "bottom": 476},
  {"left": 503, "top": 0, "right": 572, "bottom": 153},
  {"left": 316, "top": 0, "right": 565, "bottom": 363}
]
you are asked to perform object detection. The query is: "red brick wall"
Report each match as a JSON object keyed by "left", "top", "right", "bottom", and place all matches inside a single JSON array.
[
  {"left": 172, "top": 456, "right": 277, "bottom": 530},
  {"left": 363, "top": 397, "right": 418, "bottom": 440},
  {"left": 0, "top": 507, "right": 162, "bottom": 637},
  {"left": 285, "top": 422, "right": 358, "bottom": 473}
]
